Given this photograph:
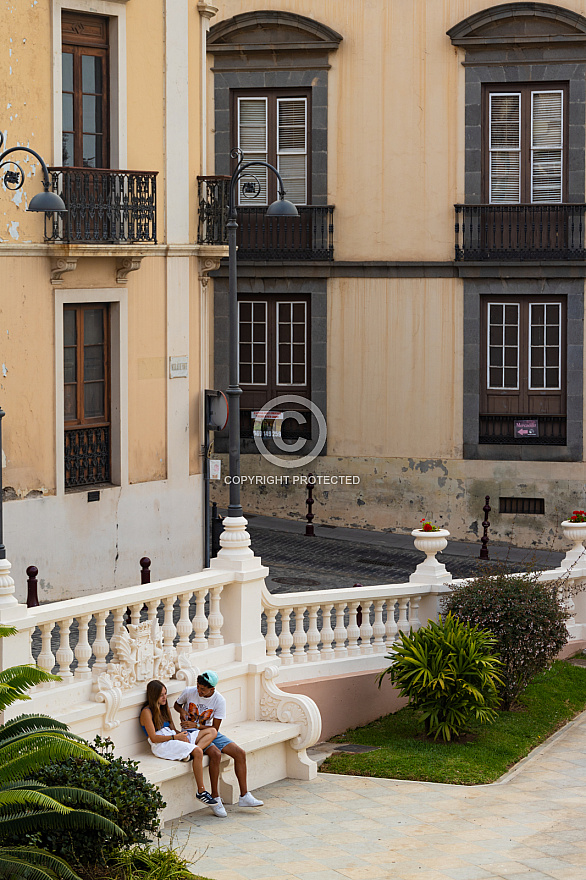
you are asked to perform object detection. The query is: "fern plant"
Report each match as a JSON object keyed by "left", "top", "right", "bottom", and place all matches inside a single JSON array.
[
  {"left": 378, "top": 613, "right": 503, "bottom": 742},
  {"left": 0, "top": 626, "right": 124, "bottom": 880}
]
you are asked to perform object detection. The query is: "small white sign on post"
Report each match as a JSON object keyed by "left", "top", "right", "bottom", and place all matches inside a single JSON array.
[
  {"left": 209, "top": 459, "right": 221, "bottom": 480},
  {"left": 169, "top": 356, "right": 188, "bottom": 378}
]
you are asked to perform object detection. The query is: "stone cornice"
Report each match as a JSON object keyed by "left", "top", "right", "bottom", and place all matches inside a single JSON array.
[{"left": 0, "top": 243, "right": 228, "bottom": 259}]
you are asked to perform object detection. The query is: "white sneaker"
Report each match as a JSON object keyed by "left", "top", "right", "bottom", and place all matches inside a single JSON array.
[
  {"left": 210, "top": 797, "right": 227, "bottom": 818},
  {"left": 238, "top": 792, "right": 263, "bottom": 807}
]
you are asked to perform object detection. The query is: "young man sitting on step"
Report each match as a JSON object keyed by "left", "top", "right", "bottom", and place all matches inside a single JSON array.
[{"left": 174, "top": 669, "right": 264, "bottom": 818}]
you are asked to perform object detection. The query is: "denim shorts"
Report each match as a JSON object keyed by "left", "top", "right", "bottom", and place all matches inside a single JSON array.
[{"left": 204, "top": 732, "right": 233, "bottom": 752}]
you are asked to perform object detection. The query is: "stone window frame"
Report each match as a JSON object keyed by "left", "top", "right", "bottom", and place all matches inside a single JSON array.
[
  {"left": 213, "top": 276, "right": 327, "bottom": 455},
  {"left": 463, "top": 278, "right": 583, "bottom": 462}
]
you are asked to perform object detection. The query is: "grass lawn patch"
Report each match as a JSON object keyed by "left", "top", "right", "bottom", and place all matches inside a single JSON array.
[{"left": 320, "top": 660, "right": 586, "bottom": 785}]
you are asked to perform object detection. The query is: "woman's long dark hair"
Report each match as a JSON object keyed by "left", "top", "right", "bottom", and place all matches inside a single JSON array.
[{"left": 143, "top": 680, "right": 172, "bottom": 732}]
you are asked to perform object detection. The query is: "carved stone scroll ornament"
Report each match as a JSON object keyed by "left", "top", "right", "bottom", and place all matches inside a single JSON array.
[
  {"left": 92, "top": 620, "right": 177, "bottom": 730},
  {"left": 174, "top": 653, "right": 201, "bottom": 687},
  {"left": 51, "top": 258, "right": 78, "bottom": 285},
  {"left": 116, "top": 256, "right": 143, "bottom": 284},
  {"left": 199, "top": 257, "right": 221, "bottom": 290},
  {"left": 259, "top": 665, "right": 322, "bottom": 750},
  {"left": 94, "top": 673, "right": 122, "bottom": 731}
]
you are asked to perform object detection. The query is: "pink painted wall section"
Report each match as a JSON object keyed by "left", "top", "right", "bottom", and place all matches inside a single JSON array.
[{"left": 280, "top": 671, "right": 408, "bottom": 741}]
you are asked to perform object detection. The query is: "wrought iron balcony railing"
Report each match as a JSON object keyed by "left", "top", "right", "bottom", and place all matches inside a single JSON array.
[
  {"left": 454, "top": 204, "right": 586, "bottom": 261},
  {"left": 197, "top": 175, "right": 334, "bottom": 260},
  {"left": 45, "top": 168, "right": 157, "bottom": 244},
  {"left": 65, "top": 425, "right": 111, "bottom": 489},
  {"left": 479, "top": 414, "right": 566, "bottom": 445}
]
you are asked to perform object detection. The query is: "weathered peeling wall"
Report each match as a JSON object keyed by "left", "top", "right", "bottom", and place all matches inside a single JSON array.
[
  {"left": 0, "top": 254, "right": 56, "bottom": 494},
  {"left": 210, "top": 452, "right": 583, "bottom": 550}
]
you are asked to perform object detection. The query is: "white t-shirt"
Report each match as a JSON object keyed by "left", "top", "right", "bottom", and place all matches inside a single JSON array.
[{"left": 176, "top": 687, "right": 226, "bottom": 728}]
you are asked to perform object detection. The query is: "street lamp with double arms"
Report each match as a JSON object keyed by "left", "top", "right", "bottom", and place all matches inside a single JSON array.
[{"left": 223, "top": 148, "right": 298, "bottom": 527}]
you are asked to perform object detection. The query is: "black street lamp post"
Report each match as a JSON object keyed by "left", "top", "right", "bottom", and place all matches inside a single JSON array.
[
  {"left": 224, "top": 148, "right": 298, "bottom": 524},
  {"left": 0, "top": 132, "right": 67, "bottom": 213}
]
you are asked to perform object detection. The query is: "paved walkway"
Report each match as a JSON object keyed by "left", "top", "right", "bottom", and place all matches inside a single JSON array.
[{"left": 163, "top": 710, "right": 586, "bottom": 880}]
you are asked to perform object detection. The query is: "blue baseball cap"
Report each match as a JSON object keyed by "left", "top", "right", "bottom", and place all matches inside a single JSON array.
[{"left": 200, "top": 670, "right": 219, "bottom": 688}]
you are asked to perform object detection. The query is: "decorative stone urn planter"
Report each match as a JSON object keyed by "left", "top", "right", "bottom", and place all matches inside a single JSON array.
[
  {"left": 409, "top": 528, "right": 452, "bottom": 584},
  {"left": 560, "top": 520, "right": 586, "bottom": 570}
]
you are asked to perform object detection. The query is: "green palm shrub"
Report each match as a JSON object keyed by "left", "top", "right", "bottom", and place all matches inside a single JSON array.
[
  {"left": 31, "top": 736, "right": 165, "bottom": 868},
  {"left": 378, "top": 613, "right": 503, "bottom": 741},
  {"left": 0, "top": 625, "right": 124, "bottom": 880},
  {"left": 443, "top": 571, "right": 569, "bottom": 709}
]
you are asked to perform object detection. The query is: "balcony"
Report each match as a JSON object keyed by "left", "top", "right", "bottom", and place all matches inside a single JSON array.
[
  {"left": 454, "top": 204, "right": 586, "bottom": 261},
  {"left": 479, "top": 414, "right": 566, "bottom": 445},
  {"left": 197, "top": 175, "right": 334, "bottom": 260},
  {"left": 45, "top": 168, "right": 157, "bottom": 244}
]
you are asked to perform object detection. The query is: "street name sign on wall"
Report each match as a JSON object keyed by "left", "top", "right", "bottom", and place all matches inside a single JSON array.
[{"left": 514, "top": 419, "right": 538, "bottom": 438}]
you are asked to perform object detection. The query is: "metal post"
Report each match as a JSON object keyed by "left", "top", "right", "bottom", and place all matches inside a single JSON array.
[
  {"left": 226, "top": 209, "right": 243, "bottom": 519},
  {"left": 140, "top": 557, "right": 151, "bottom": 585},
  {"left": 480, "top": 495, "right": 491, "bottom": 560},
  {"left": 26, "top": 565, "right": 39, "bottom": 608},
  {"left": 0, "top": 406, "right": 4, "bottom": 560},
  {"left": 305, "top": 473, "right": 315, "bottom": 536}
]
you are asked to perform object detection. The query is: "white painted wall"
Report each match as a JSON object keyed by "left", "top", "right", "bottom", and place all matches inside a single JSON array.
[{"left": 4, "top": 475, "right": 204, "bottom": 602}]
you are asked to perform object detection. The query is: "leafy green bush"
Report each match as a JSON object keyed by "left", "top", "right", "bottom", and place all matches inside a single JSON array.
[
  {"left": 0, "top": 624, "right": 123, "bottom": 880},
  {"left": 378, "top": 613, "right": 503, "bottom": 741},
  {"left": 30, "top": 736, "right": 165, "bottom": 868},
  {"left": 111, "top": 843, "right": 200, "bottom": 880},
  {"left": 443, "top": 570, "right": 569, "bottom": 709}
]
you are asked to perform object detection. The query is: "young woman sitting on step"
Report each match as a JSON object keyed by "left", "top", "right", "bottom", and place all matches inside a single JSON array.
[{"left": 140, "top": 679, "right": 217, "bottom": 805}]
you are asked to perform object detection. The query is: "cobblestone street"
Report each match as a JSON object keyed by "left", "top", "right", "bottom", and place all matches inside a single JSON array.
[{"left": 243, "top": 514, "right": 563, "bottom": 594}]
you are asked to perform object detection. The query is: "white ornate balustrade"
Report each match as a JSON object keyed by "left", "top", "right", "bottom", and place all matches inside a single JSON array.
[{"left": 261, "top": 582, "right": 448, "bottom": 664}]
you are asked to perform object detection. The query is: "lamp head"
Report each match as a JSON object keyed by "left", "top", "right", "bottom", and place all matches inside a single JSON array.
[
  {"left": 27, "top": 190, "right": 67, "bottom": 213},
  {"left": 266, "top": 196, "right": 298, "bottom": 217}
]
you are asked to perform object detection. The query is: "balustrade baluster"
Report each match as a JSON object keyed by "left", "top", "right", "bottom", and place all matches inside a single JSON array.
[
  {"left": 208, "top": 585, "right": 224, "bottom": 646},
  {"left": 319, "top": 604, "right": 335, "bottom": 659},
  {"left": 385, "top": 600, "right": 398, "bottom": 642},
  {"left": 162, "top": 596, "right": 177, "bottom": 652},
  {"left": 306, "top": 604, "right": 321, "bottom": 662},
  {"left": 409, "top": 595, "right": 422, "bottom": 631},
  {"left": 347, "top": 602, "right": 361, "bottom": 657},
  {"left": 37, "top": 622, "right": 55, "bottom": 680},
  {"left": 359, "top": 601, "right": 374, "bottom": 655},
  {"left": 74, "top": 614, "right": 92, "bottom": 679},
  {"left": 113, "top": 607, "right": 125, "bottom": 637},
  {"left": 55, "top": 618, "right": 74, "bottom": 679},
  {"left": 292, "top": 607, "right": 308, "bottom": 663},
  {"left": 176, "top": 593, "right": 192, "bottom": 654},
  {"left": 278, "top": 607, "right": 294, "bottom": 665},
  {"left": 92, "top": 611, "right": 109, "bottom": 676},
  {"left": 192, "top": 588, "right": 208, "bottom": 651},
  {"left": 129, "top": 603, "right": 142, "bottom": 626},
  {"left": 333, "top": 602, "right": 348, "bottom": 658},
  {"left": 146, "top": 599, "right": 159, "bottom": 624},
  {"left": 265, "top": 608, "right": 279, "bottom": 658},
  {"left": 372, "top": 599, "right": 386, "bottom": 651},
  {"left": 397, "top": 598, "right": 409, "bottom": 635}
]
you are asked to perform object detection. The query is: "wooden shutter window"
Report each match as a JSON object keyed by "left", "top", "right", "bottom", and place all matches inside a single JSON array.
[
  {"left": 239, "top": 301, "right": 267, "bottom": 386},
  {"left": 277, "top": 301, "right": 307, "bottom": 386},
  {"left": 531, "top": 91, "right": 563, "bottom": 203},
  {"left": 529, "top": 302, "right": 562, "bottom": 390},
  {"left": 64, "top": 304, "right": 110, "bottom": 428},
  {"left": 277, "top": 98, "right": 307, "bottom": 205},
  {"left": 238, "top": 98, "right": 268, "bottom": 205},
  {"left": 489, "top": 93, "right": 521, "bottom": 204},
  {"left": 487, "top": 302, "right": 519, "bottom": 390},
  {"left": 62, "top": 11, "right": 109, "bottom": 168}
]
